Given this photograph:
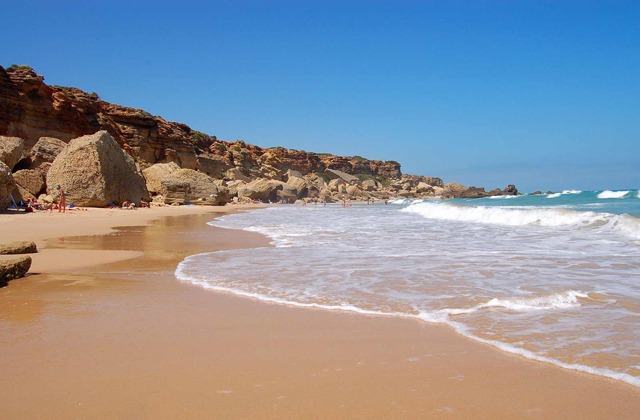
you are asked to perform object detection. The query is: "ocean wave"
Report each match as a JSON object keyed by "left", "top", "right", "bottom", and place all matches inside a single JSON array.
[
  {"left": 488, "top": 195, "right": 520, "bottom": 199},
  {"left": 562, "top": 190, "right": 582, "bottom": 195},
  {"left": 420, "top": 311, "right": 640, "bottom": 388},
  {"left": 547, "top": 193, "right": 561, "bottom": 198},
  {"left": 401, "top": 201, "right": 640, "bottom": 239},
  {"left": 598, "top": 190, "right": 630, "bottom": 199},
  {"left": 482, "top": 290, "right": 588, "bottom": 311},
  {"left": 175, "top": 259, "right": 640, "bottom": 388},
  {"left": 402, "top": 201, "right": 607, "bottom": 227}
]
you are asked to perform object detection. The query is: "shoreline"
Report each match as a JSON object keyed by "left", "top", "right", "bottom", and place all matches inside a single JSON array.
[{"left": 1, "top": 206, "right": 639, "bottom": 418}]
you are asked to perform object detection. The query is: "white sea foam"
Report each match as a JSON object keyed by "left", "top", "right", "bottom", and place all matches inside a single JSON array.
[
  {"left": 176, "top": 259, "right": 640, "bottom": 388},
  {"left": 562, "top": 190, "right": 582, "bottom": 194},
  {"left": 427, "top": 313, "right": 640, "bottom": 388},
  {"left": 482, "top": 291, "right": 588, "bottom": 311},
  {"left": 489, "top": 195, "right": 519, "bottom": 199},
  {"left": 179, "top": 203, "right": 640, "bottom": 389},
  {"left": 547, "top": 193, "right": 561, "bottom": 198},
  {"left": 402, "top": 201, "right": 608, "bottom": 228},
  {"left": 598, "top": 190, "right": 629, "bottom": 199}
]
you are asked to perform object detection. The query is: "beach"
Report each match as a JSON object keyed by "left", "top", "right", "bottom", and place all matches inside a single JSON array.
[{"left": 0, "top": 206, "right": 639, "bottom": 419}]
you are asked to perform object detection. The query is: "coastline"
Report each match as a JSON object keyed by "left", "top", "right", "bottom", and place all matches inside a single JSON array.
[{"left": 0, "top": 206, "right": 639, "bottom": 418}]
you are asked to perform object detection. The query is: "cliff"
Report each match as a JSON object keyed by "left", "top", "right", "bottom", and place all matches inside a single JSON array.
[
  {"left": 0, "top": 65, "right": 401, "bottom": 181},
  {"left": 0, "top": 65, "right": 517, "bottom": 207}
]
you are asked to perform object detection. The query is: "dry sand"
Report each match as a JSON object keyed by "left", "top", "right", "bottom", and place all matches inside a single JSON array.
[{"left": 0, "top": 205, "right": 639, "bottom": 419}]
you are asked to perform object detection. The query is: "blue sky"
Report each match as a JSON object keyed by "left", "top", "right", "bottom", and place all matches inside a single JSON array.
[{"left": 3, "top": 1, "right": 638, "bottom": 192}]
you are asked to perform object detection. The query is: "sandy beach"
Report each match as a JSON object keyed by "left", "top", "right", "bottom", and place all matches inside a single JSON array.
[{"left": 0, "top": 206, "right": 639, "bottom": 419}]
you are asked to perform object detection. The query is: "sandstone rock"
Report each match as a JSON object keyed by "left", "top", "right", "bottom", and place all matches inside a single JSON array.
[
  {"left": 237, "top": 179, "right": 283, "bottom": 202},
  {"left": 46, "top": 131, "right": 149, "bottom": 207},
  {"left": 13, "top": 169, "right": 45, "bottom": 198},
  {"left": 327, "top": 178, "right": 344, "bottom": 192},
  {"left": 225, "top": 167, "right": 251, "bottom": 182},
  {"left": 458, "top": 187, "right": 488, "bottom": 198},
  {"left": 345, "top": 185, "right": 362, "bottom": 197},
  {"left": 443, "top": 183, "right": 468, "bottom": 198},
  {"left": 415, "top": 182, "right": 434, "bottom": 194},
  {"left": 142, "top": 162, "right": 181, "bottom": 195},
  {"left": 28, "top": 136, "right": 67, "bottom": 168},
  {"left": 0, "top": 136, "right": 24, "bottom": 169},
  {"left": 286, "top": 176, "right": 309, "bottom": 198},
  {"left": 503, "top": 184, "right": 519, "bottom": 195},
  {"left": 0, "top": 256, "right": 32, "bottom": 286},
  {"left": 0, "top": 241, "right": 37, "bottom": 254},
  {"left": 361, "top": 179, "right": 377, "bottom": 192},
  {"left": 277, "top": 184, "right": 298, "bottom": 203},
  {"left": 38, "top": 194, "right": 54, "bottom": 204},
  {"left": 225, "top": 180, "right": 246, "bottom": 197},
  {"left": 196, "top": 154, "right": 230, "bottom": 178},
  {"left": 284, "top": 169, "right": 303, "bottom": 182},
  {"left": 0, "top": 161, "right": 16, "bottom": 211},
  {"left": 157, "top": 168, "right": 228, "bottom": 205},
  {"left": 325, "top": 168, "right": 359, "bottom": 184}
]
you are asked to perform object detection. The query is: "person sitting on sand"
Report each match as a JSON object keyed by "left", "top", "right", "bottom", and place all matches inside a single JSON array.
[
  {"left": 140, "top": 199, "right": 150, "bottom": 208},
  {"left": 122, "top": 200, "right": 136, "bottom": 210}
]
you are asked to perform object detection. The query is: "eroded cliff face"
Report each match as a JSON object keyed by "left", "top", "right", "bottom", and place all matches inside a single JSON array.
[
  {"left": 0, "top": 65, "right": 518, "bottom": 205},
  {"left": 0, "top": 65, "right": 401, "bottom": 180}
]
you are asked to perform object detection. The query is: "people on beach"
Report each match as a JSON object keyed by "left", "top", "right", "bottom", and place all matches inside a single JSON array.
[
  {"left": 140, "top": 199, "right": 150, "bottom": 208},
  {"left": 122, "top": 200, "right": 136, "bottom": 210},
  {"left": 55, "top": 185, "right": 66, "bottom": 213}
]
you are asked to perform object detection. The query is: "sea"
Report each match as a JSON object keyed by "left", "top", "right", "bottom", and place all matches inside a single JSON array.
[{"left": 176, "top": 189, "right": 640, "bottom": 387}]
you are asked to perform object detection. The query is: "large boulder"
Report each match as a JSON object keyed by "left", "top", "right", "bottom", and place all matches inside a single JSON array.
[
  {"left": 0, "top": 136, "right": 25, "bottom": 169},
  {"left": 325, "top": 168, "right": 359, "bottom": 184},
  {"left": 157, "top": 168, "right": 228, "bottom": 205},
  {"left": 443, "top": 183, "right": 467, "bottom": 198},
  {"left": 503, "top": 184, "right": 519, "bottom": 195},
  {"left": 415, "top": 182, "right": 434, "bottom": 194},
  {"left": 0, "top": 256, "right": 32, "bottom": 287},
  {"left": 46, "top": 131, "right": 149, "bottom": 207},
  {"left": 142, "top": 162, "right": 181, "bottom": 195},
  {"left": 286, "top": 176, "right": 309, "bottom": 198},
  {"left": 361, "top": 179, "right": 377, "bottom": 192},
  {"left": 0, "top": 241, "right": 38, "bottom": 254},
  {"left": 0, "top": 161, "right": 17, "bottom": 211},
  {"left": 225, "top": 167, "right": 251, "bottom": 182},
  {"left": 28, "top": 137, "right": 67, "bottom": 169},
  {"left": 277, "top": 184, "right": 298, "bottom": 203},
  {"left": 13, "top": 169, "right": 45, "bottom": 198},
  {"left": 237, "top": 179, "right": 283, "bottom": 202}
]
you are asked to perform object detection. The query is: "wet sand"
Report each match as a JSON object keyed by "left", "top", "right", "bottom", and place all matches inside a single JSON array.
[{"left": 0, "top": 207, "right": 639, "bottom": 418}]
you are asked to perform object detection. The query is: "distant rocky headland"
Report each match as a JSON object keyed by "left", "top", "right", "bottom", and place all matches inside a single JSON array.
[{"left": 0, "top": 65, "right": 517, "bottom": 210}]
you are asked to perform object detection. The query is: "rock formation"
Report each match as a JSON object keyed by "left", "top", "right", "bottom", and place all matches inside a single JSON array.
[
  {"left": 0, "top": 241, "right": 37, "bottom": 254},
  {"left": 46, "top": 131, "right": 149, "bottom": 207},
  {"left": 0, "top": 64, "right": 520, "bottom": 205},
  {"left": 0, "top": 161, "right": 16, "bottom": 211},
  {"left": 0, "top": 256, "right": 32, "bottom": 287},
  {"left": 0, "top": 136, "right": 24, "bottom": 170},
  {"left": 156, "top": 168, "right": 228, "bottom": 205}
]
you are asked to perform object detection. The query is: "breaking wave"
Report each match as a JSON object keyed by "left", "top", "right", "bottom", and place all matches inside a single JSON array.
[{"left": 598, "top": 190, "right": 630, "bottom": 199}]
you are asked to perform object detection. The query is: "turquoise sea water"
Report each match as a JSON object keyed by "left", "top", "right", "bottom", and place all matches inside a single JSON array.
[{"left": 176, "top": 189, "right": 640, "bottom": 387}]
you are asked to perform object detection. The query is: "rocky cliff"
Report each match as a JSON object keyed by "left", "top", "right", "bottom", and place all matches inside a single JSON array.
[
  {"left": 0, "top": 65, "right": 517, "bottom": 208},
  {"left": 0, "top": 65, "right": 401, "bottom": 180}
]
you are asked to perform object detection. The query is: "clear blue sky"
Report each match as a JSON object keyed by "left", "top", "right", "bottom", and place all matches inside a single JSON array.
[{"left": 3, "top": 1, "right": 638, "bottom": 192}]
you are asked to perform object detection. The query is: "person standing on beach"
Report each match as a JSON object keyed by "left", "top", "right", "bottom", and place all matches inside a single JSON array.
[{"left": 56, "top": 185, "right": 66, "bottom": 213}]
